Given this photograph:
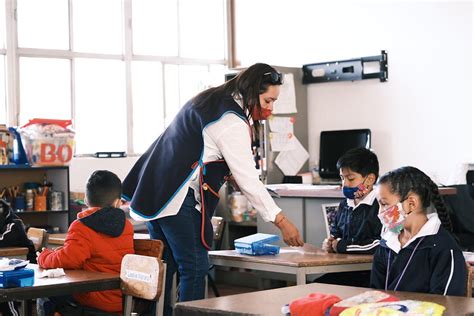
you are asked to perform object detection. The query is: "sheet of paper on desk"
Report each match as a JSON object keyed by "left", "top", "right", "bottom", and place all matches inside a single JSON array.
[{"left": 293, "top": 243, "right": 324, "bottom": 255}]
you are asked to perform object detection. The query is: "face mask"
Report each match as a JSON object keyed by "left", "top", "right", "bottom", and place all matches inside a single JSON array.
[
  {"left": 251, "top": 106, "right": 272, "bottom": 121},
  {"left": 378, "top": 202, "right": 408, "bottom": 234},
  {"left": 342, "top": 182, "right": 366, "bottom": 200}
]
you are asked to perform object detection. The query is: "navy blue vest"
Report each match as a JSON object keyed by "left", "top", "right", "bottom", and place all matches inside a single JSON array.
[{"left": 123, "top": 96, "right": 247, "bottom": 249}]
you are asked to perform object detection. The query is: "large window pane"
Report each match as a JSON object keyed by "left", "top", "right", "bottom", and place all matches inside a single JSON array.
[
  {"left": 132, "top": 0, "right": 178, "bottom": 56},
  {"left": 72, "top": 0, "right": 123, "bottom": 54},
  {"left": 17, "top": 0, "right": 69, "bottom": 49},
  {"left": 179, "top": 0, "right": 225, "bottom": 59},
  {"left": 74, "top": 59, "right": 126, "bottom": 153},
  {"left": 164, "top": 64, "right": 226, "bottom": 127},
  {"left": 164, "top": 64, "right": 180, "bottom": 127},
  {"left": 179, "top": 64, "right": 211, "bottom": 104},
  {"left": 132, "top": 61, "right": 164, "bottom": 153},
  {"left": 19, "top": 58, "right": 71, "bottom": 124},
  {"left": 0, "top": 56, "right": 6, "bottom": 124},
  {"left": 0, "top": 0, "right": 5, "bottom": 49}
]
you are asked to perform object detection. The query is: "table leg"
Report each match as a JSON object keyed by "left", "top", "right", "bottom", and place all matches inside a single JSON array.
[{"left": 296, "top": 270, "right": 306, "bottom": 285}]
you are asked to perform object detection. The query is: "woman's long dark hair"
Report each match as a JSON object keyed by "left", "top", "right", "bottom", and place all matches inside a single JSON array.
[
  {"left": 192, "top": 63, "right": 281, "bottom": 132},
  {"left": 378, "top": 166, "right": 453, "bottom": 232}
]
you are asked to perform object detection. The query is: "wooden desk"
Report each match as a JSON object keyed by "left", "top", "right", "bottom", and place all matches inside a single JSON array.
[
  {"left": 175, "top": 283, "right": 474, "bottom": 316},
  {"left": 0, "top": 264, "right": 120, "bottom": 316},
  {"left": 48, "top": 232, "right": 150, "bottom": 246},
  {"left": 209, "top": 248, "right": 372, "bottom": 285},
  {"left": 0, "top": 247, "right": 29, "bottom": 259}
]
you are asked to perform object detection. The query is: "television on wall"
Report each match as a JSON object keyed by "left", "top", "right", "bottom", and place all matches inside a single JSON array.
[{"left": 319, "top": 129, "right": 371, "bottom": 180}]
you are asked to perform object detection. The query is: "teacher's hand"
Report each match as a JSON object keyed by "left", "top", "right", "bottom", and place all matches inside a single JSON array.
[{"left": 274, "top": 213, "right": 304, "bottom": 247}]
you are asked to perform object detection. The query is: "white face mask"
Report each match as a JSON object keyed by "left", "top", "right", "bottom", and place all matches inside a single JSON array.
[{"left": 378, "top": 202, "right": 408, "bottom": 234}]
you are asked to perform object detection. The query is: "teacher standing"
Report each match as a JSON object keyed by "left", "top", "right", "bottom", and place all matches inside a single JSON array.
[{"left": 123, "top": 63, "right": 304, "bottom": 315}]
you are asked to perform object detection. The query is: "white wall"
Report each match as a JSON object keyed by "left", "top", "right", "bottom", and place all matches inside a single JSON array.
[{"left": 234, "top": 0, "right": 473, "bottom": 184}]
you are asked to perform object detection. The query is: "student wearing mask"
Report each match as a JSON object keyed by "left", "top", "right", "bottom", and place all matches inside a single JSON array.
[
  {"left": 371, "top": 166, "right": 467, "bottom": 296},
  {"left": 123, "top": 63, "right": 304, "bottom": 315},
  {"left": 316, "top": 147, "right": 382, "bottom": 287}
]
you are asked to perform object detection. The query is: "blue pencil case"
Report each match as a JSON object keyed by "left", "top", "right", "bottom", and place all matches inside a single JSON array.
[
  {"left": 0, "top": 268, "right": 35, "bottom": 288},
  {"left": 234, "top": 233, "right": 280, "bottom": 256}
]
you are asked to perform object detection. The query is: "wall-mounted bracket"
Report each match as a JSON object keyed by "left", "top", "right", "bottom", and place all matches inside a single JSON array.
[{"left": 302, "top": 50, "right": 388, "bottom": 84}]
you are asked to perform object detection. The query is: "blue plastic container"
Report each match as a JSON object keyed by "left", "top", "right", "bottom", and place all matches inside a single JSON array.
[
  {"left": 234, "top": 233, "right": 280, "bottom": 256},
  {"left": 0, "top": 268, "right": 34, "bottom": 288}
]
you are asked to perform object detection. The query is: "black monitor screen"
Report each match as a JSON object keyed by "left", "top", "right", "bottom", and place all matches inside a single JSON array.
[{"left": 319, "top": 129, "right": 371, "bottom": 179}]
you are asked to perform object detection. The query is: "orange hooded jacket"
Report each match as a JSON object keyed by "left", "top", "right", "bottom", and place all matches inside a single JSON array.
[{"left": 38, "top": 206, "right": 134, "bottom": 313}]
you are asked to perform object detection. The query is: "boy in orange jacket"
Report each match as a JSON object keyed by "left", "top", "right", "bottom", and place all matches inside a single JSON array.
[{"left": 37, "top": 170, "right": 134, "bottom": 315}]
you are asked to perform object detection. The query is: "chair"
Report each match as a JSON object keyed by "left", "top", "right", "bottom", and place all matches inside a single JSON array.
[
  {"left": 121, "top": 239, "right": 166, "bottom": 316},
  {"left": 208, "top": 216, "right": 226, "bottom": 297},
  {"left": 466, "top": 263, "right": 472, "bottom": 298},
  {"left": 27, "top": 227, "right": 49, "bottom": 251}
]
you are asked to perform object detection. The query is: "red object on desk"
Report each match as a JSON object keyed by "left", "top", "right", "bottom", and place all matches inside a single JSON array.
[{"left": 290, "top": 292, "right": 341, "bottom": 316}]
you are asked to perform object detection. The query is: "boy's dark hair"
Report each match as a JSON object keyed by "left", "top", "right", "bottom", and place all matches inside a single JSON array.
[
  {"left": 336, "top": 147, "right": 379, "bottom": 179},
  {"left": 377, "top": 166, "right": 453, "bottom": 232},
  {"left": 86, "top": 170, "right": 122, "bottom": 207}
]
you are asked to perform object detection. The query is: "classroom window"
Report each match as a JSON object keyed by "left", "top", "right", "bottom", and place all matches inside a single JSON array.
[
  {"left": 0, "top": 0, "right": 6, "bottom": 125},
  {"left": 132, "top": 0, "right": 178, "bottom": 56},
  {"left": 74, "top": 59, "right": 127, "bottom": 153},
  {"left": 178, "top": 0, "right": 226, "bottom": 60},
  {"left": 17, "top": 0, "right": 69, "bottom": 50},
  {"left": 72, "top": 0, "right": 123, "bottom": 54},
  {"left": 4, "top": 0, "right": 228, "bottom": 155},
  {"left": 0, "top": 56, "right": 6, "bottom": 125},
  {"left": 131, "top": 61, "right": 164, "bottom": 153},
  {"left": 19, "top": 57, "right": 71, "bottom": 124}
]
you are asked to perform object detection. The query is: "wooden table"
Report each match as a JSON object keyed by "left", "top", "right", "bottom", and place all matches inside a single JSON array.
[
  {"left": 48, "top": 232, "right": 150, "bottom": 246},
  {"left": 0, "top": 247, "right": 29, "bottom": 259},
  {"left": 209, "top": 248, "right": 373, "bottom": 285},
  {"left": 0, "top": 264, "right": 120, "bottom": 316},
  {"left": 175, "top": 282, "right": 474, "bottom": 316}
]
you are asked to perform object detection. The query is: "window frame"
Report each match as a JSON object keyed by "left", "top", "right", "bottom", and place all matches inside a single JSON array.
[{"left": 2, "top": 0, "right": 233, "bottom": 155}]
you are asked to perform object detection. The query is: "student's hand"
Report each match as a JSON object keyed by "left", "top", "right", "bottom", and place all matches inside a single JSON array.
[
  {"left": 331, "top": 239, "right": 339, "bottom": 253},
  {"left": 274, "top": 213, "right": 304, "bottom": 247},
  {"left": 36, "top": 247, "right": 46, "bottom": 262},
  {"left": 322, "top": 236, "right": 335, "bottom": 252}
]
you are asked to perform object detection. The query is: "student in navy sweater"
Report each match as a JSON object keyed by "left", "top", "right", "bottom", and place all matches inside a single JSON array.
[
  {"left": 316, "top": 147, "right": 382, "bottom": 287},
  {"left": 323, "top": 147, "right": 382, "bottom": 254},
  {"left": 371, "top": 166, "right": 467, "bottom": 296}
]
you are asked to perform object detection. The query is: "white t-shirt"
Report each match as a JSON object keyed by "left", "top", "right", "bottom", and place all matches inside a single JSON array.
[{"left": 130, "top": 105, "right": 281, "bottom": 223}]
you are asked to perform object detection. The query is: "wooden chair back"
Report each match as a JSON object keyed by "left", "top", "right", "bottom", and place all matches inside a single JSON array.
[
  {"left": 466, "top": 263, "right": 472, "bottom": 298},
  {"left": 121, "top": 239, "right": 166, "bottom": 316},
  {"left": 27, "top": 227, "right": 49, "bottom": 251}
]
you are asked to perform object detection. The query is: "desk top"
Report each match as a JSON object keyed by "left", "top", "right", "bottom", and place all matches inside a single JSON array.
[
  {"left": 209, "top": 248, "right": 373, "bottom": 268},
  {"left": 175, "top": 283, "right": 474, "bottom": 316},
  {"left": 0, "top": 247, "right": 29, "bottom": 258},
  {"left": 0, "top": 264, "right": 120, "bottom": 302},
  {"left": 266, "top": 184, "right": 457, "bottom": 198},
  {"left": 48, "top": 232, "right": 150, "bottom": 246}
]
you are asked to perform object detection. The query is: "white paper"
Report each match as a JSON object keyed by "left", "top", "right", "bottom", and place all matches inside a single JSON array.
[
  {"left": 268, "top": 116, "right": 294, "bottom": 134},
  {"left": 273, "top": 73, "right": 297, "bottom": 114},
  {"left": 39, "top": 268, "right": 66, "bottom": 278},
  {"left": 274, "top": 137, "right": 309, "bottom": 176},
  {"left": 269, "top": 132, "right": 295, "bottom": 152}
]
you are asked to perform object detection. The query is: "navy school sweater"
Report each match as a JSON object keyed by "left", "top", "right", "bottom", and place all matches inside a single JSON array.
[
  {"left": 330, "top": 192, "right": 382, "bottom": 254},
  {"left": 370, "top": 215, "right": 467, "bottom": 296}
]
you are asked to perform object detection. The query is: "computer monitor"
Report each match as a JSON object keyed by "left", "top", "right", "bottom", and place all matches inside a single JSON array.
[{"left": 319, "top": 129, "right": 371, "bottom": 180}]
